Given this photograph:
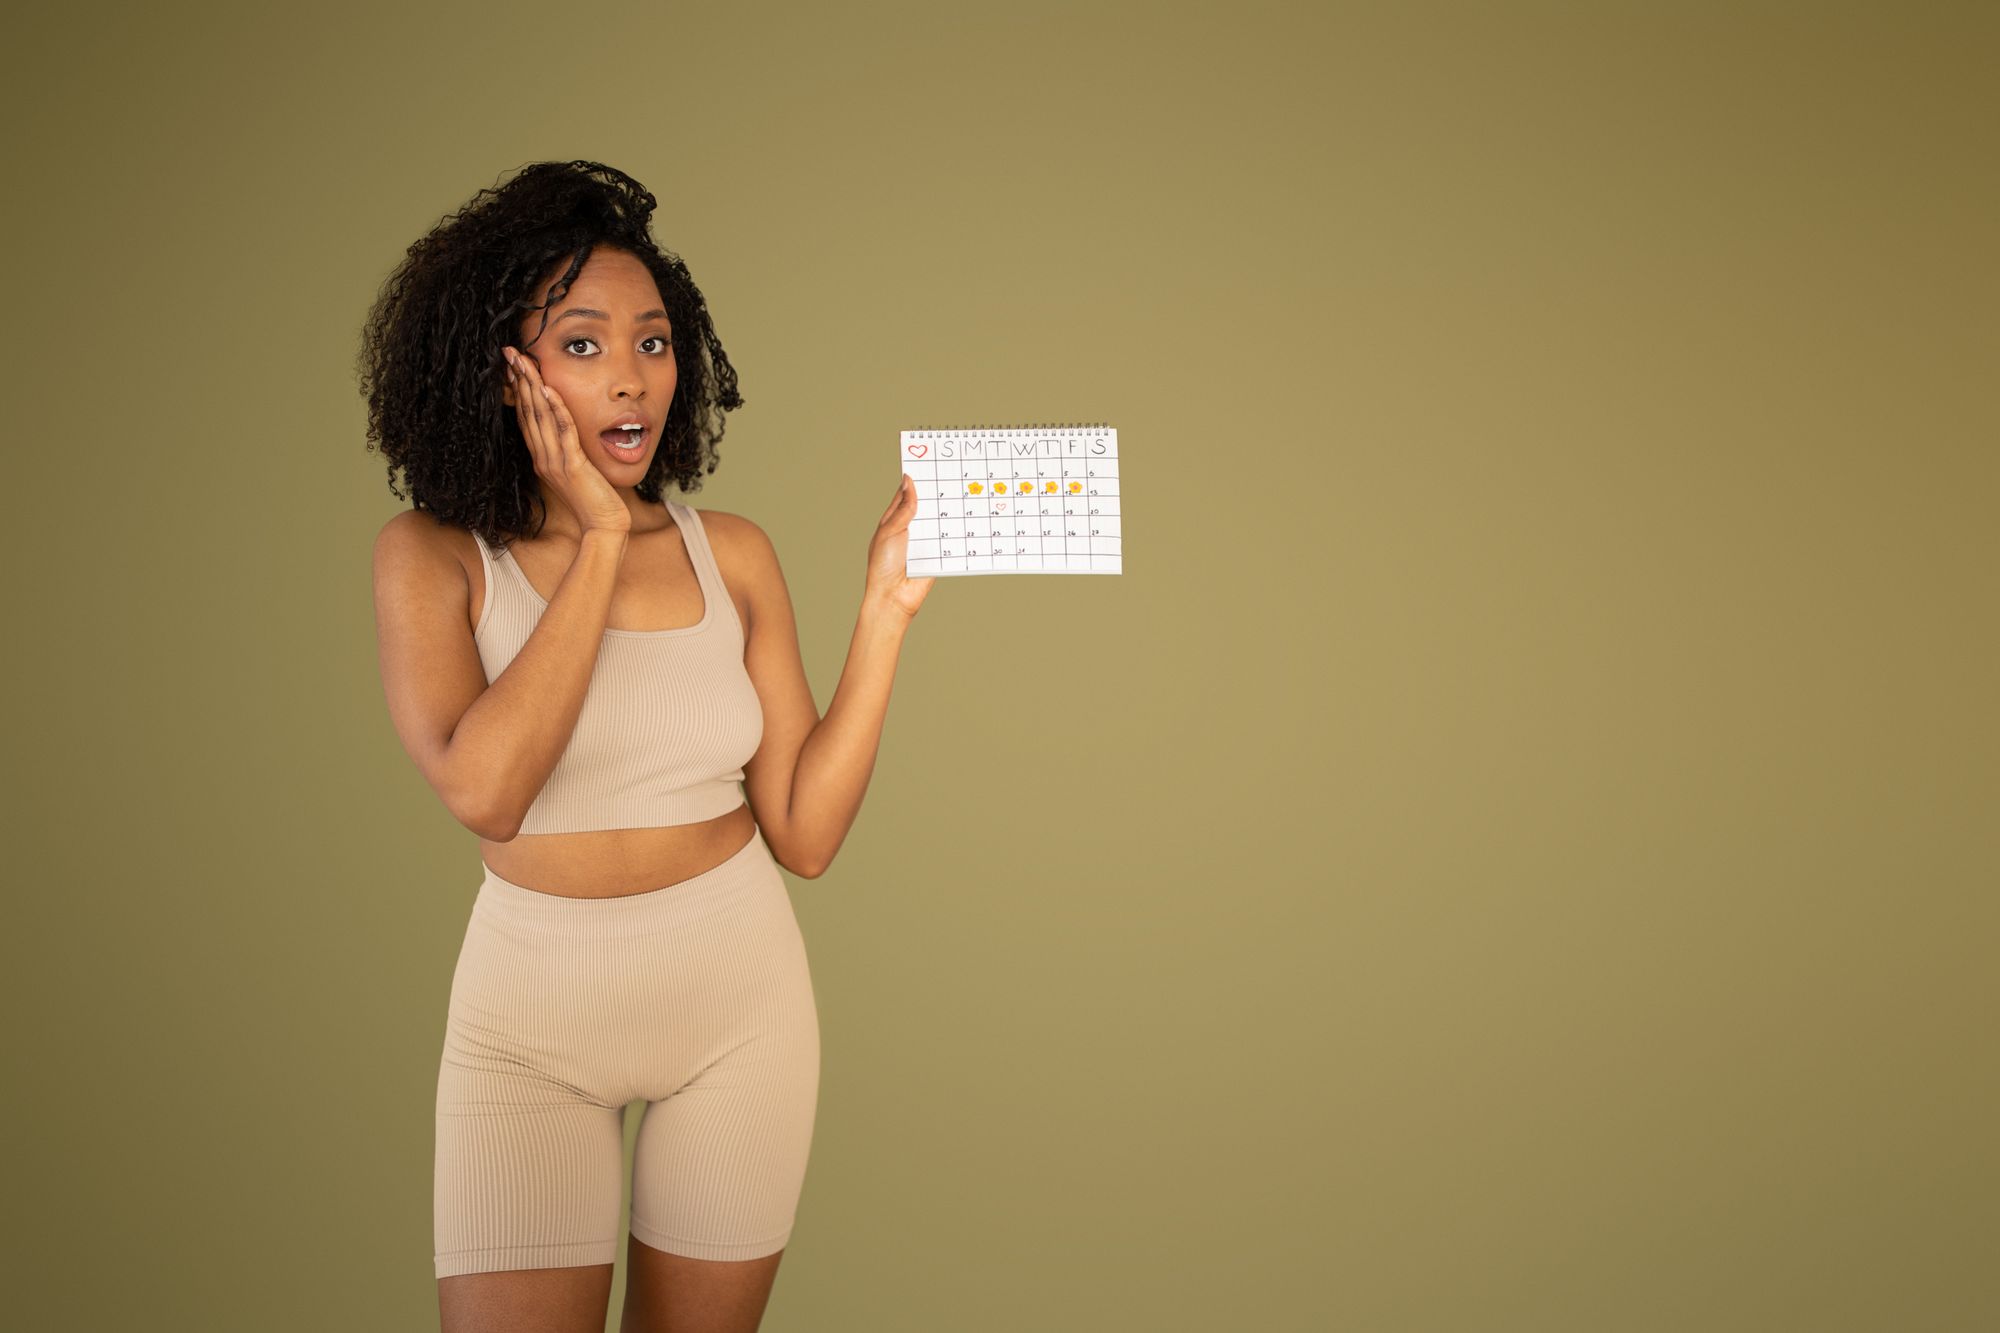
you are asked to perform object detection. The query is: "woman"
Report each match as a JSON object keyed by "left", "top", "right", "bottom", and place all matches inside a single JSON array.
[{"left": 361, "top": 160, "right": 931, "bottom": 1333}]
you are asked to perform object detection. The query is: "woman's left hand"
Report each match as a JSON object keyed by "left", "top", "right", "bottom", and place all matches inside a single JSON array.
[{"left": 864, "top": 474, "right": 936, "bottom": 620}]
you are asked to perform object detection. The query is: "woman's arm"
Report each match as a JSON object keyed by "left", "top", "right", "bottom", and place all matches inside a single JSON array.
[
  {"left": 444, "top": 527, "right": 632, "bottom": 839},
  {"left": 731, "top": 478, "right": 933, "bottom": 877},
  {"left": 781, "top": 595, "right": 910, "bottom": 878},
  {"left": 372, "top": 514, "right": 629, "bottom": 842}
]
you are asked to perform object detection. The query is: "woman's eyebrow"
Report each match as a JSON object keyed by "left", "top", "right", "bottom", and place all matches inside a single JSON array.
[{"left": 554, "top": 307, "right": 670, "bottom": 324}]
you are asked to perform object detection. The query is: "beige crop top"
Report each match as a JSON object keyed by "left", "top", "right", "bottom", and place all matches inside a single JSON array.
[{"left": 467, "top": 501, "right": 765, "bottom": 835}]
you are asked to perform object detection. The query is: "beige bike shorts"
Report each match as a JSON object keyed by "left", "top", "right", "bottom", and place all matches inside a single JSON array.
[{"left": 433, "top": 827, "right": 820, "bottom": 1279}]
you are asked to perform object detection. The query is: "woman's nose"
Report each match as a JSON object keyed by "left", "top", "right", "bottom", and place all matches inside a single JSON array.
[{"left": 607, "top": 351, "right": 647, "bottom": 397}]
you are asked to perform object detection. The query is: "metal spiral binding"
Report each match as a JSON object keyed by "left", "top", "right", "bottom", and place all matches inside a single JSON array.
[{"left": 906, "top": 421, "right": 1110, "bottom": 434}]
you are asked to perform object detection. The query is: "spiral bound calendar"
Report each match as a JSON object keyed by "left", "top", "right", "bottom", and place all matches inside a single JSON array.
[{"left": 899, "top": 423, "right": 1121, "bottom": 576}]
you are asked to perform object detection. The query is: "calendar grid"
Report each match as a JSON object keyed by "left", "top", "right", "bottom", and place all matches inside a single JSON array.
[{"left": 900, "top": 426, "right": 1121, "bottom": 576}]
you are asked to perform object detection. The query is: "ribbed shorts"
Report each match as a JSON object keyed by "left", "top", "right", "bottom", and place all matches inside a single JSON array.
[{"left": 433, "top": 827, "right": 820, "bottom": 1279}]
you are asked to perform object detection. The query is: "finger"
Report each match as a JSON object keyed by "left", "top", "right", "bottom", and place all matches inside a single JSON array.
[
  {"left": 536, "top": 382, "right": 583, "bottom": 471},
  {"left": 540, "top": 382, "right": 577, "bottom": 456},
  {"left": 507, "top": 350, "right": 552, "bottom": 465},
  {"left": 509, "top": 352, "right": 541, "bottom": 422},
  {"left": 511, "top": 349, "right": 544, "bottom": 400},
  {"left": 517, "top": 353, "right": 556, "bottom": 429},
  {"left": 881, "top": 474, "right": 911, "bottom": 524}
]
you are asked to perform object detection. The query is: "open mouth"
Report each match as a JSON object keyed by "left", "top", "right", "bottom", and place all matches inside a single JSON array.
[{"left": 599, "top": 426, "right": 648, "bottom": 460}]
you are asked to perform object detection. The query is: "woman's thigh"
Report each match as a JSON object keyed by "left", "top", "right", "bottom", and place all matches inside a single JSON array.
[
  {"left": 626, "top": 845, "right": 822, "bottom": 1261},
  {"left": 621, "top": 1236, "right": 785, "bottom": 1333},
  {"left": 438, "top": 1261, "right": 614, "bottom": 1333}
]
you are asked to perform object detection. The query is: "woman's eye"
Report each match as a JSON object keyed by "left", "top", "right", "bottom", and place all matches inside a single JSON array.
[{"left": 563, "top": 336, "right": 673, "bottom": 355}]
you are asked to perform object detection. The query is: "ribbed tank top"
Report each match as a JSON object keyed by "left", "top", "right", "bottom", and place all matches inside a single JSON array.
[{"left": 467, "top": 501, "right": 765, "bottom": 835}]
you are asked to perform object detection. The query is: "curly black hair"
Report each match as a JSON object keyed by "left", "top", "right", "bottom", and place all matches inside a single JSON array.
[{"left": 356, "top": 160, "right": 743, "bottom": 549}]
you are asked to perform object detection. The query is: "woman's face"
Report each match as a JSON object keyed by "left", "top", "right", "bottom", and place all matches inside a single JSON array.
[{"left": 503, "top": 247, "right": 676, "bottom": 475}]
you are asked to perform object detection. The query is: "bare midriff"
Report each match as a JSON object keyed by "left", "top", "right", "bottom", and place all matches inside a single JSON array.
[{"left": 479, "top": 801, "right": 758, "bottom": 898}]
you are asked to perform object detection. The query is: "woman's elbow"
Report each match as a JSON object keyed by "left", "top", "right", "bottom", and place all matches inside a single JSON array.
[
  {"left": 776, "top": 839, "right": 827, "bottom": 879},
  {"left": 457, "top": 790, "right": 520, "bottom": 844}
]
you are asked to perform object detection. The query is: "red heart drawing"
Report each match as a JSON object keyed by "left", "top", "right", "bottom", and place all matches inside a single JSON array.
[
  {"left": 996, "top": 501, "right": 1008, "bottom": 512},
  {"left": 907, "top": 444, "right": 928, "bottom": 458}
]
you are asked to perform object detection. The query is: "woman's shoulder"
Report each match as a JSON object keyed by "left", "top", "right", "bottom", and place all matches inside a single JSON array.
[
  {"left": 680, "top": 506, "right": 782, "bottom": 628},
  {"left": 682, "top": 504, "right": 769, "bottom": 557},
  {"left": 377, "top": 508, "right": 485, "bottom": 564},
  {"left": 374, "top": 510, "right": 483, "bottom": 616},
  {"left": 375, "top": 508, "right": 481, "bottom": 557}
]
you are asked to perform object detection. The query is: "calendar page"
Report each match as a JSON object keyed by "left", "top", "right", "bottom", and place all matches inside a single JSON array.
[{"left": 899, "top": 425, "right": 1121, "bottom": 576}]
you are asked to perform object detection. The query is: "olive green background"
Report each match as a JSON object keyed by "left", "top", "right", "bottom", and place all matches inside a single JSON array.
[{"left": 6, "top": 2, "right": 1995, "bottom": 1329}]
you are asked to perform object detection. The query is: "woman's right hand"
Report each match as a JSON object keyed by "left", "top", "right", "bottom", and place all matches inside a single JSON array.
[{"left": 504, "top": 346, "right": 632, "bottom": 535}]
